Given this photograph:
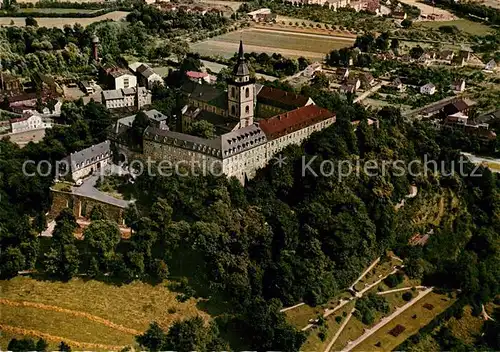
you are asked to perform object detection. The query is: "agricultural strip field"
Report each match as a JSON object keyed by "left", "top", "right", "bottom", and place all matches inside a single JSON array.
[
  {"left": 7, "top": 8, "right": 101, "bottom": 14},
  {"left": 0, "top": 11, "right": 128, "bottom": 28},
  {"left": 190, "top": 28, "right": 355, "bottom": 60},
  {"left": 351, "top": 292, "right": 456, "bottom": 352},
  {"left": 417, "top": 19, "right": 493, "bottom": 35},
  {"left": 0, "top": 277, "right": 209, "bottom": 350}
]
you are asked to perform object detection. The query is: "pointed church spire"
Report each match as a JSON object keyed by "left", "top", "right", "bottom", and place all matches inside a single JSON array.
[{"left": 238, "top": 40, "right": 244, "bottom": 60}]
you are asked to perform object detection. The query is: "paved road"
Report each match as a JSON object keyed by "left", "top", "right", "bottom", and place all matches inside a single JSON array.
[
  {"left": 280, "top": 302, "right": 305, "bottom": 313},
  {"left": 354, "top": 82, "right": 385, "bottom": 103},
  {"left": 349, "top": 257, "right": 381, "bottom": 291},
  {"left": 342, "top": 287, "right": 434, "bottom": 352},
  {"left": 70, "top": 165, "right": 133, "bottom": 209},
  {"left": 462, "top": 152, "right": 500, "bottom": 173},
  {"left": 377, "top": 286, "right": 426, "bottom": 295},
  {"left": 325, "top": 308, "right": 355, "bottom": 352}
]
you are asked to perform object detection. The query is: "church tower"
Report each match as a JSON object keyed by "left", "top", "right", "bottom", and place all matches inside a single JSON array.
[{"left": 227, "top": 41, "right": 255, "bottom": 128}]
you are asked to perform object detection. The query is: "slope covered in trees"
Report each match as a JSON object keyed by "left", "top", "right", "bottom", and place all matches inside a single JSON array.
[{"left": 0, "top": 92, "right": 498, "bottom": 349}]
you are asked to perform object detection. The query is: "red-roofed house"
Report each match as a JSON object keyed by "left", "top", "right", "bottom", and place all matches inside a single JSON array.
[{"left": 186, "top": 71, "right": 216, "bottom": 84}]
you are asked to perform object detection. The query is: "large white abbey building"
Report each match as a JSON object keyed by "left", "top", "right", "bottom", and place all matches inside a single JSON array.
[{"left": 143, "top": 42, "right": 336, "bottom": 183}]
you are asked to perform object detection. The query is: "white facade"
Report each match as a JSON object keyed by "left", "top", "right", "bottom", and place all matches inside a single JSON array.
[
  {"left": 114, "top": 73, "right": 137, "bottom": 90},
  {"left": 420, "top": 83, "right": 436, "bottom": 95},
  {"left": 102, "top": 87, "right": 152, "bottom": 110},
  {"left": 10, "top": 113, "right": 53, "bottom": 133}
]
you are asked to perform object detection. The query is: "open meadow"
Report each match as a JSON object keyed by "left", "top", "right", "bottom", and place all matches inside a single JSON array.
[
  {"left": 0, "top": 276, "right": 209, "bottom": 350},
  {"left": 417, "top": 19, "right": 493, "bottom": 35},
  {"left": 0, "top": 11, "right": 128, "bottom": 28},
  {"left": 190, "top": 28, "right": 355, "bottom": 60}
]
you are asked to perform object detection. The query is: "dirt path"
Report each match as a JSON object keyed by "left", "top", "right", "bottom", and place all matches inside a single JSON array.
[
  {"left": 0, "top": 324, "right": 125, "bottom": 351},
  {"left": 0, "top": 298, "right": 140, "bottom": 335},
  {"left": 349, "top": 258, "right": 381, "bottom": 291},
  {"left": 377, "top": 286, "right": 427, "bottom": 295},
  {"left": 324, "top": 308, "right": 355, "bottom": 352},
  {"left": 341, "top": 287, "right": 434, "bottom": 352},
  {"left": 280, "top": 302, "right": 305, "bottom": 313}
]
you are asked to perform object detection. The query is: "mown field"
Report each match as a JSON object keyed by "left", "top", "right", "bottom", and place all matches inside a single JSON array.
[
  {"left": 191, "top": 28, "right": 354, "bottom": 60},
  {"left": 0, "top": 10, "right": 128, "bottom": 28},
  {"left": 418, "top": 19, "right": 493, "bottom": 35},
  {"left": 0, "top": 276, "right": 209, "bottom": 351},
  {"left": 352, "top": 292, "right": 456, "bottom": 352}
]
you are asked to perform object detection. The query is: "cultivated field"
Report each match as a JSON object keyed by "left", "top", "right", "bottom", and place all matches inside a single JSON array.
[
  {"left": 190, "top": 28, "right": 355, "bottom": 60},
  {"left": 16, "top": 8, "right": 100, "bottom": 14},
  {"left": 0, "top": 277, "right": 209, "bottom": 350},
  {"left": 398, "top": 0, "right": 456, "bottom": 19},
  {"left": 16, "top": 0, "right": 106, "bottom": 3},
  {"left": 0, "top": 10, "right": 128, "bottom": 28},
  {"left": 418, "top": 19, "right": 493, "bottom": 35},
  {"left": 199, "top": 0, "right": 244, "bottom": 11}
]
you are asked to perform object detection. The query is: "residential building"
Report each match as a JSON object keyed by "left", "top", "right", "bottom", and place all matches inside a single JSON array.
[
  {"left": 101, "top": 86, "right": 151, "bottom": 110},
  {"left": 284, "top": 0, "right": 379, "bottom": 12},
  {"left": 359, "top": 72, "right": 375, "bottom": 89},
  {"left": 79, "top": 80, "right": 95, "bottom": 95},
  {"left": 103, "top": 66, "right": 137, "bottom": 89},
  {"left": 420, "top": 83, "right": 436, "bottom": 95},
  {"left": 303, "top": 62, "right": 322, "bottom": 78},
  {"left": 450, "top": 79, "right": 466, "bottom": 93},
  {"left": 10, "top": 112, "right": 53, "bottom": 133},
  {"left": 438, "top": 50, "right": 454, "bottom": 62},
  {"left": 336, "top": 67, "right": 349, "bottom": 81},
  {"left": 247, "top": 8, "right": 276, "bottom": 22},
  {"left": 442, "top": 99, "right": 470, "bottom": 117},
  {"left": 390, "top": 77, "right": 405, "bottom": 92},
  {"left": 59, "top": 140, "right": 113, "bottom": 181},
  {"left": 135, "top": 64, "right": 164, "bottom": 89},
  {"left": 186, "top": 71, "right": 216, "bottom": 84},
  {"left": 484, "top": 60, "right": 497, "bottom": 72}
]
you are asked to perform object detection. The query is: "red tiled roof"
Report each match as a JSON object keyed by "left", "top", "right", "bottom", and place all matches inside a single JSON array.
[
  {"left": 257, "top": 86, "right": 310, "bottom": 110},
  {"left": 259, "top": 105, "right": 335, "bottom": 140},
  {"left": 186, "top": 71, "right": 208, "bottom": 79}
]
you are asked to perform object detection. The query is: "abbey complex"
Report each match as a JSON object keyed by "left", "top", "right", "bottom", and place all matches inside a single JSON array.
[{"left": 143, "top": 41, "right": 336, "bottom": 183}]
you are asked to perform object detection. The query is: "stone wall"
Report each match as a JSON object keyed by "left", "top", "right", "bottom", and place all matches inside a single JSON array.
[{"left": 50, "top": 189, "right": 126, "bottom": 224}]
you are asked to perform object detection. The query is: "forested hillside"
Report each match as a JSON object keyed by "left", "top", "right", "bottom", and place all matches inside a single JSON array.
[{"left": 0, "top": 95, "right": 498, "bottom": 349}]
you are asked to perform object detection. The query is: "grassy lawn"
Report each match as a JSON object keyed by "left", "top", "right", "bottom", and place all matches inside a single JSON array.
[
  {"left": 1, "top": 305, "right": 134, "bottom": 348},
  {"left": 352, "top": 292, "right": 456, "bottom": 352},
  {"left": 418, "top": 19, "right": 493, "bottom": 36},
  {"left": 302, "top": 302, "right": 355, "bottom": 351},
  {"left": 284, "top": 292, "right": 352, "bottom": 329},
  {"left": 447, "top": 305, "right": 485, "bottom": 344},
  {"left": 0, "top": 277, "right": 209, "bottom": 349},
  {"left": 331, "top": 314, "right": 366, "bottom": 351},
  {"left": 284, "top": 304, "right": 324, "bottom": 329}
]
